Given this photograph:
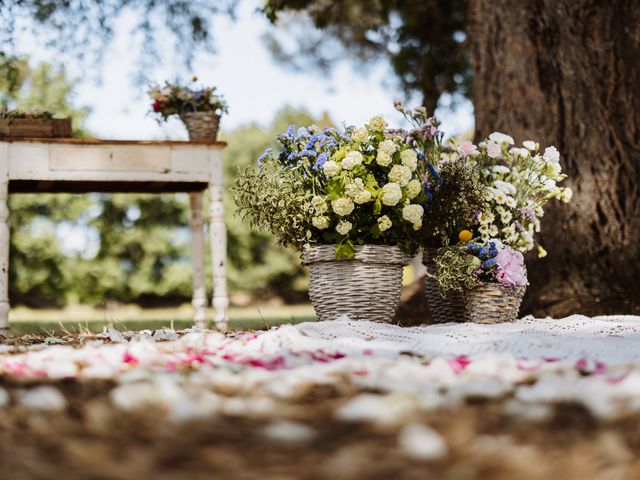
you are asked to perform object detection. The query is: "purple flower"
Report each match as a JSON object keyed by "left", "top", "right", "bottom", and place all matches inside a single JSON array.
[{"left": 495, "top": 247, "right": 528, "bottom": 287}]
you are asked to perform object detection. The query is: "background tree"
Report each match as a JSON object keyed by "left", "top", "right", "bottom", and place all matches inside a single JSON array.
[
  {"left": 263, "top": 0, "right": 469, "bottom": 113},
  {"left": 468, "top": 0, "right": 640, "bottom": 316}
]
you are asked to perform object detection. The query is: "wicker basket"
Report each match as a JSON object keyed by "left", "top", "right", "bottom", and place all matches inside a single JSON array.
[
  {"left": 422, "top": 248, "right": 465, "bottom": 323},
  {"left": 180, "top": 112, "right": 220, "bottom": 141},
  {"left": 302, "top": 244, "right": 410, "bottom": 323},
  {"left": 463, "top": 282, "right": 526, "bottom": 324}
]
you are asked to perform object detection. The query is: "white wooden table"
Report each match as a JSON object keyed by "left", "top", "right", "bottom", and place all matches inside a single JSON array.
[{"left": 0, "top": 138, "right": 228, "bottom": 330}]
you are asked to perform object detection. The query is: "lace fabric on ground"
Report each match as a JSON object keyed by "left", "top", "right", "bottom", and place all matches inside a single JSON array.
[{"left": 247, "top": 315, "right": 640, "bottom": 363}]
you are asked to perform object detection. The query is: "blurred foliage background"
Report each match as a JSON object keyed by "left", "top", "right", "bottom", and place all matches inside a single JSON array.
[{"left": 3, "top": 55, "right": 329, "bottom": 308}]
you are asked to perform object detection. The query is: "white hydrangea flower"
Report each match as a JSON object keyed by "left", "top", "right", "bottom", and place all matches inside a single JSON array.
[
  {"left": 336, "top": 220, "right": 353, "bottom": 236},
  {"left": 377, "top": 215, "right": 392, "bottom": 232},
  {"left": 331, "top": 197, "right": 355, "bottom": 216},
  {"left": 488, "top": 132, "right": 515, "bottom": 145},
  {"left": 312, "top": 216, "right": 330, "bottom": 230},
  {"left": 400, "top": 149, "right": 418, "bottom": 171},
  {"left": 388, "top": 165, "right": 412, "bottom": 186},
  {"left": 343, "top": 151, "right": 364, "bottom": 170},
  {"left": 412, "top": 219, "right": 422, "bottom": 231},
  {"left": 379, "top": 139, "right": 397, "bottom": 156},
  {"left": 367, "top": 115, "right": 387, "bottom": 132},
  {"left": 311, "top": 195, "right": 328, "bottom": 214},
  {"left": 405, "top": 179, "right": 422, "bottom": 199},
  {"left": 323, "top": 160, "right": 340, "bottom": 177},
  {"left": 523, "top": 140, "right": 538, "bottom": 151},
  {"left": 380, "top": 183, "right": 402, "bottom": 206},
  {"left": 351, "top": 128, "right": 368, "bottom": 144},
  {"left": 543, "top": 146, "right": 560, "bottom": 164},
  {"left": 353, "top": 189, "right": 372, "bottom": 204},
  {"left": 402, "top": 204, "right": 424, "bottom": 226},
  {"left": 376, "top": 152, "right": 392, "bottom": 167}
]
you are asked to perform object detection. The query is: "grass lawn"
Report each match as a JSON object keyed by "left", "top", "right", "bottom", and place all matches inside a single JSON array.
[{"left": 7, "top": 303, "right": 317, "bottom": 334}]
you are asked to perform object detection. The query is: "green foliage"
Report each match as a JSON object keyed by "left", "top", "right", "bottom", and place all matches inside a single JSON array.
[
  {"left": 234, "top": 161, "right": 313, "bottom": 250},
  {"left": 432, "top": 246, "right": 480, "bottom": 295},
  {"left": 263, "top": 0, "right": 470, "bottom": 111},
  {"left": 423, "top": 158, "right": 486, "bottom": 247}
]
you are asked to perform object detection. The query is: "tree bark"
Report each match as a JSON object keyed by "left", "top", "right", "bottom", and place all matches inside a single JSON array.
[{"left": 468, "top": 0, "right": 640, "bottom": 317}]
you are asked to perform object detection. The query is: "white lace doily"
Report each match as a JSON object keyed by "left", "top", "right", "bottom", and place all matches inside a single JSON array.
[{"left": 246, "top": 314, "right": 640, "bottom": 363}]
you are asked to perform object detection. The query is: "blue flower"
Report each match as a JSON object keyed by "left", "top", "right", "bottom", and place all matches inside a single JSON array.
[
  {"left": 257, "top": 148, "right": 272, "bottom": 168},
  {"left": 314, "top": 153, "right": 328, "bottom": 171},
  {"left": 482, "top": 258, "right": 497, "bottom": 268},
  {"left": 287, "top": 124, "right": 296, "bottom": 136},
  {"left": 300, "top": 149, "right": 317, "bottom": 157}
]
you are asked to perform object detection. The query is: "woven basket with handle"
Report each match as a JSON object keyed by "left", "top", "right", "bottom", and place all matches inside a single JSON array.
[
  {"left": 422, "top": 248, "right": 465, "bottom": 323},
  {"left": 464, "top": 282, "right": 526, "bottom": 324},
  {"left": 302, "top": 244, "right": 410, "bottom": 323},
  {"left": 180, "top": 112, "right": 220, "bottom": 141}
]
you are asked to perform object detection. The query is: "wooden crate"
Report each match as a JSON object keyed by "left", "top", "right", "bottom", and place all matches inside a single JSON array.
[{"left": 0, "top": 118, "right": 72, "bottom": 138}]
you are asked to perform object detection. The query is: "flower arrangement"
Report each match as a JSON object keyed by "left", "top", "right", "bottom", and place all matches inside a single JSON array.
[
  {"left": 147, "top": 77, "right": 228, "bottom": 121},
  {"left": 457, "top": 132, "right": 572, "bottom": 256},
  {"left": 0, "top": 109, "right": 54, "bottom": 119},
  {"left": 434, "top": 240, "right": 528, "bottom": 294},
  {"left": 234, "top": 112, "right": 441, "bottom": 258}
]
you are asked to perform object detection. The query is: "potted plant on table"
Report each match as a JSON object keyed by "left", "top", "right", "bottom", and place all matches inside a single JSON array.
[
  {"left": 430, "top": 133, "right": 573, "bottom": 323},
  {"left": 234, "top": 113, "right": 439, "bottom": 322},
  {"left": 148, "top": 77, "right": 228, "bottom": 141}
]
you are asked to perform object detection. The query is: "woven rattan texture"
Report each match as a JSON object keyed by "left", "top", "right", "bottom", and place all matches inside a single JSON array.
[
  {"left": 302, "top": 245, "right": 410, "bottom": 323},
  {"left": 464, "top": 282, "right": 526, "bottom": 324},
  {"left": 422, "top": 248, "right": 465, "bottom": 323},
  {"left": 180, "top": 112, "right": 220, "bottom": 141}
]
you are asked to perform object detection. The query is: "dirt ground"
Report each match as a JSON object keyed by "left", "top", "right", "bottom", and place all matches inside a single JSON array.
[{"left": 1, "top": 373, "right": 640, "bottom": 480}]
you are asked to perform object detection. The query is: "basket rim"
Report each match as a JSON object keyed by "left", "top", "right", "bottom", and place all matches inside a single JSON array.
[{"left": 301, "top": 244, "right": 410, "bottom": 265}]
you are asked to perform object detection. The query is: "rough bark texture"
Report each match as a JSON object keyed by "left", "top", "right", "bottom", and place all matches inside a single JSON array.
[{"left": 468, "top": 0, "right": 640, "bottom": 317}]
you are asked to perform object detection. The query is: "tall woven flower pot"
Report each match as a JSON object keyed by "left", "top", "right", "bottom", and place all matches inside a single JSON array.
[
  {"left": 180, "top": 112, "right": 221, "bottom": 141},
  {"left": 464, "top": 283, "right": 526, "bottom": 324},
  {"left": 302, "top": 244, "right": 410, "bottom": 323},
  {"left": 422, "top": 248, "right": 465, "bottom": 323}
]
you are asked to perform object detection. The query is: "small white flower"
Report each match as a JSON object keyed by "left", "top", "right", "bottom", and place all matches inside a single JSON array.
[
  {"left": 367, "top": 115, "right": 387, "bottom": 132},
  {"left": 376, "top": 152, "right": 392, "bottom": 167},
  {"left": 378, "top": 215, "right": 392, "bottom": 232},
  {"left": 537, "top": 245, "right": 548, "bottom": 258},
  {"left": 312, "top": 216, "right": 330, "bottom": 230},
  {"left": 343, "top": 151, "right": 364, "bottom": 170},
  {"left": 488, "top": 132, "right": 515, "bottom": 145},
  {"left": 544, "top": 179, "right": 557, "bottom": 190},
  {"left": 379, "top": 139, "right": 398, "bottom": 155},
  {"left": 351, "top": 128, "right": 368, "bottom": 144},
  {"left": 545, "top": 161, "right": 562, "bottom": 178},
  {"left": 543, "top": 146, "right": 560, "bottom": 164},
  {"left": 388, "top": 165, "right": 413, "bottom": 186},
  {"left": 380, "top": 183, "right": 403, "bottom": 206},
  {"left": 402, "top": 204, "right": 424, "bottom": 225},
  {"left": 331, "top": 197, "right": 355, "bottom": 216},
  {"left": 523, "top": 140, "right": 538, "bottom": 151},
  {"left": 405, "top": 179, "right": 422, "bottom": 200},
  {"left": 400, "top": 149, "right": 418, "bottom": 170},
  {"left": 489, "top": 188, "right": 506, "bottom": 204},
  {"left": 492, "top": 165, "right": 511, "bottom": 175},
  {"left": 493, "top": 180, "right": 516, "bottom": 195},
  {"left": 336, "top": 220, "right": 353, "bottom": 235},
  {"left": 560, "top": 187, "right": 573, "bottom": 203},
  {"left": 500, "top": 210, "right": 513, "bottom": 223},
  {"left": 412, "top": 219, "right": 422, "bottom": 231},
  {"left": 505, "top": 196, "right": 517, "bottom": 208},
  {"left": 509, "top": 147, "right": 530, "bottom": 158},
  {"left": 488, "top": 224, "right": 499, "bottom": 236},
  {"left": 323, "top": 160, "right": 341, "bottom": 177}
]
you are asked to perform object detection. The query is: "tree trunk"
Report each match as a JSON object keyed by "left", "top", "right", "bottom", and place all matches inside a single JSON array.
[{"left": 468, "top": 0, "right": 640, "bottom": 317}]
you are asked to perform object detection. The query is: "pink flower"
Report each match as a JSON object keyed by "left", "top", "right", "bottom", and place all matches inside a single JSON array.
[
  {"left": 457, "top": 140, "right": 479, "bottom": 157},
  {"left": 495, "top": 247, "right": 528, "bottom": 286},
  {"left": 486, "top": 142, "right": 502, "bottom": 158}
]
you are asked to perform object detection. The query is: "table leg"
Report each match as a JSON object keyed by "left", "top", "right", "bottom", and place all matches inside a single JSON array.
[
  {"left": 0, "top": 144, "right": 9, "bottom": 329},
  {"left": 189, "top": 192, "right": 207, "bottom": 329},
  {"left": 208, "top": 156, "right": 228, "bottom": 331}
]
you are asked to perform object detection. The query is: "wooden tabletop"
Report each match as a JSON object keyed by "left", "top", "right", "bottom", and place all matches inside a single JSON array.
[{"left": 0, "top": 137, "right": 227, "bottom": 147}]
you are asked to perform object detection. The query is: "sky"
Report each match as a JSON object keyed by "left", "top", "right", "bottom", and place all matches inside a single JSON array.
[
  {"left": 15, "top": 1, "right": 474, "bottom": 140},
  {"left": 14, "top": 1, "right": 474, "bottom": 255}
]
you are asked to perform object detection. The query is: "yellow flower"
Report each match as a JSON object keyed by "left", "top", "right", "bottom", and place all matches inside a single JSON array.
[
  {"left": 458, "top": 230, "right": 473, "bottom": 243},
  {"left": 192, "top": 76, "right": 198, "bottom": 82}
]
